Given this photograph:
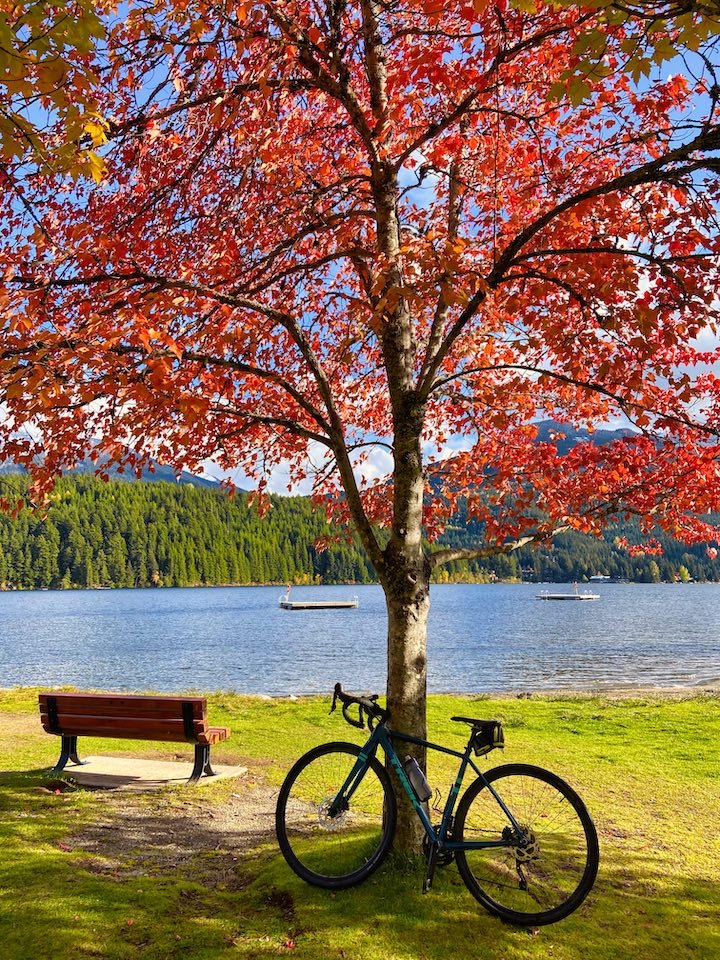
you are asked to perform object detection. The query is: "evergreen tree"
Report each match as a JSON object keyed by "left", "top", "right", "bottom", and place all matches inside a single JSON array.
[{"left": 1, "top": 473, "right": 719, "bottom": 590}]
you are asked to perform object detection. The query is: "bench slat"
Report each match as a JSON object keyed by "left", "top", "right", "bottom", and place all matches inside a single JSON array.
[
  {"left": 40, "top": 717, "right": 230, "bottom": 745},
  {"left": 38, "top": 693, "right": 206, "bottom": 721},
  {"left": 40, "top": 714, "right": 203, "bottom": 740}
]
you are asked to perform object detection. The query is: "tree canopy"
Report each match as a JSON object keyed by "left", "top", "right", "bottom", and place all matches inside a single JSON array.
[{"left": 1, "top": 1, "right": 718, "bottom": 543}]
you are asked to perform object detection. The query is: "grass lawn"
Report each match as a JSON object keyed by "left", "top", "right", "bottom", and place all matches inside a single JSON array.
[{"left": 0, "top": 687, "right": 718, "bottom": 960}]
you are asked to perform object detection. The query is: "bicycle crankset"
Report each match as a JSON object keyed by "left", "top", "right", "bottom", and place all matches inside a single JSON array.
[{"left": 422, "top": 832, "right": 455, "bottom": 867}]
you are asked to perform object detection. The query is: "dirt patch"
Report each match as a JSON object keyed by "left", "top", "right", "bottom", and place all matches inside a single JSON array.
[
  {"left": 265, "top": 888, "right": 296, "bottom": 922},
  {"left": 0, "top": 712, "right": 44, "bottom": 738},
  {"left": 70, "top": 779, "right": 279, "bottom": 890}
]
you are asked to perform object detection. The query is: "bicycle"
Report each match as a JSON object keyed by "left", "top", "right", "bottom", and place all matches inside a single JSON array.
[{"left": 275, "top": 683, "right": 599, "bottom": 927}]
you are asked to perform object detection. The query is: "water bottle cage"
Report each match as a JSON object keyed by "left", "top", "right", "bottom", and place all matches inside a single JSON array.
[{"left": 471, "top": 721, "right": 504, "bottom": 757}]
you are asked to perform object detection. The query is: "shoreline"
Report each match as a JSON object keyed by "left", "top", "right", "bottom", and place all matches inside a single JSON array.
[
  {"left": 462, "top": 683, "right": 719, "bottom": 700},
  {"left": 2, "top": 683, "right": 717, "bottom": 700},
  {"left": 5, "top": 579, "right": 720, "bottom": 593}
]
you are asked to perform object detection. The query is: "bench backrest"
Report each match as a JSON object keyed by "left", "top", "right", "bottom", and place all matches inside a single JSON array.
[{"left": 38, "top": 692, "right": 211, "bottom": 744}]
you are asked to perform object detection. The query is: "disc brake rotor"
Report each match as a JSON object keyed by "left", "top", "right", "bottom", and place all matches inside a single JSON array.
[
  {"left": 317, "top": 796, "right": 348, "bottom": 830},
  {"left": 514, "top": 826, "right": 540, "bottom": 864}
]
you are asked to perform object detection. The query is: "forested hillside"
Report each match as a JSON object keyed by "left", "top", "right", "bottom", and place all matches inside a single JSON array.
[
  {"left": 442, "top": 511, "right": 720, "bottom": 585},
  {"left": 0, "top": 475, "right": 373, "bottom": 589},
  {"left": 0, "top": 473, "right": 718, "bottom": 589}
]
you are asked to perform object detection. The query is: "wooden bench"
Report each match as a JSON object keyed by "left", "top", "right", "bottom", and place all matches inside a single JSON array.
[{"left": 39, "top": 692, "right": 230, "bottom": 784}]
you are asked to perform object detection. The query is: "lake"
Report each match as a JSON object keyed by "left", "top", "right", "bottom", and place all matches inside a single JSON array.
[{"left": 0, "top": 583, "right": 718, "bottom": 695}]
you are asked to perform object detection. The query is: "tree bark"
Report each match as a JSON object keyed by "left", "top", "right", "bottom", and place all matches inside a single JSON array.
[
  {"left": 384, "top": 552, "right": 431, "bottom": 853},
  {"left": 357, "top": 0, "right": 430, "bottom": 854},
  {"left": 380, "top": 395, "right": 430, "bottom": 853}
]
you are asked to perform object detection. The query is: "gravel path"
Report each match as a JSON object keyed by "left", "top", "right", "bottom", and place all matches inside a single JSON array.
[{"left": 69, "top": 775, "right": 279, "bottom": 889}]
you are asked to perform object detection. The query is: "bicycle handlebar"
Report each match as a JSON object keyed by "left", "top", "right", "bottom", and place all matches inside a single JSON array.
[{"left": 330, "top": 682, "right": 389, "bottom": 730}]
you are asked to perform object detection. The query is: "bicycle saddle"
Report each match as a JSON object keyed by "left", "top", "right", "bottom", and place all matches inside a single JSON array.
[
  {"left": 450, "top": 716, "right": 499, "bottom": 729},
  {"left": 452, "top": 717, "right": 505, "bottom": 756}
]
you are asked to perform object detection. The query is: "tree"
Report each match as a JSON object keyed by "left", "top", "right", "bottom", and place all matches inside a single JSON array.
[{"left": 1, "top": 1, "right": 720, "bottom": 848}]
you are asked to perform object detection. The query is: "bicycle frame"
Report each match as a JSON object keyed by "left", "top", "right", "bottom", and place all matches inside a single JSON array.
[{"left": 330, "top": 722, "right": 523, "bottom": 852}]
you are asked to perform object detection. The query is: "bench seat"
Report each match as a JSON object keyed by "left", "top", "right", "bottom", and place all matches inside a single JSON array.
[{"left": 39, "top": 691, "right": 231, "bottom": 784}]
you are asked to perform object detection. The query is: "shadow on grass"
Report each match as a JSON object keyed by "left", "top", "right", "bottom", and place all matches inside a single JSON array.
[{"left": 1, "top": 767, "right": 718, "bottom": 960}]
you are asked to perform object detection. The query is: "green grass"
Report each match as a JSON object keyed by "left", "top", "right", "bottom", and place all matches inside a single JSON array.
[{"left": 1, "top": 687, "right": 718, "bottom": 959}]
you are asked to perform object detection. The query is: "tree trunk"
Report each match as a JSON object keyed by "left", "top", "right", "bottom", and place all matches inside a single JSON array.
[
  {"left": 385, "top": 562, "right": 431, "bottom": 853},
  {"left": 381, "top": 394, "right": 430, "bottom": 854}
]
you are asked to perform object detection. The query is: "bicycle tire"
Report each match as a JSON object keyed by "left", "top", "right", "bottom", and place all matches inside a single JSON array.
[
  {"left": 275, "top": 741, "right": 397, "bottom": 889},
  {"left": 454, "top": 763, "right": 599, "bottom": 926}
]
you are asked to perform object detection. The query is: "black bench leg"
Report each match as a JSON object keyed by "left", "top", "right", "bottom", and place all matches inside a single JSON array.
[
  {"left": 189, "top": 744, "right": 218, "bottom": 783},
  {"left": 51, "top": 736, "right": 86, "bottom": 775}
]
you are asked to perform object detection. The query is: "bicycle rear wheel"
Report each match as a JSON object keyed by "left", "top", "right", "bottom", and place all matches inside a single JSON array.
[
  {"left": 455, "top": 763, "right": 599, "bottom": 926},
  {"left": 275, "top": 741, "right": 396, "bottom": 889}
]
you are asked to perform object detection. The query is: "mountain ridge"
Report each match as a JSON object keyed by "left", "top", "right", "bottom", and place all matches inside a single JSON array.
[
  {"left": 0, "top": 453, "right": 218, "bottom": 488},
  {"left": 0, "top": 420, "right": 635, "bottom": 491}
]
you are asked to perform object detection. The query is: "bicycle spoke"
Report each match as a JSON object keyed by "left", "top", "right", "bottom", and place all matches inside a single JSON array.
[
  {"left": 456, "top": 764, "right": 598, "bottom": 925},
  {"left": 276, "top": 742, "right": 396, "bottom": 888}
]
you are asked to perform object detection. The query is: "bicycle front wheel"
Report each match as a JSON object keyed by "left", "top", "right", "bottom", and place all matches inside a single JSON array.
[
  {"left": 455, "top": 763, "right": 599, "bottom": 926},
  {"left": 275, "top": 741, "right": 396, "bottom": 889}
]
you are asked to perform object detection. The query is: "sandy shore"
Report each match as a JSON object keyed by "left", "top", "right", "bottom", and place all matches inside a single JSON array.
[{"left": 467, "top": 683, "right": 719, "bottom": 700}]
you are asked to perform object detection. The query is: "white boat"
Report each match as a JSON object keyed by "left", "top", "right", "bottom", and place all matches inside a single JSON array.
[
  {"left": 278, "top": 586, "right": 359, "bottom": 610},
  {"left": 536, "top": 582, "right": 600, "bottom": 601}
]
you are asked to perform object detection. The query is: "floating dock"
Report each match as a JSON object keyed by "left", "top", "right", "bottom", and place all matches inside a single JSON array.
[
  {"left": 279, "top": 587, "right": 359, "bottom": 610},
  {"left": 536, "top": 592, "right": 599, "bottom": 601},
  {"left": 536, "top": 581, "right": 600, "bottom": 601},
  {"left": 279, "top": 598, "right": 359, "bottom": 610}
]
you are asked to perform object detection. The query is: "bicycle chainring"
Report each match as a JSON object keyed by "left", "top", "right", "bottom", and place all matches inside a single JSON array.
[{"left": 422, "top": 832, "right": 455, "bottom": 867}]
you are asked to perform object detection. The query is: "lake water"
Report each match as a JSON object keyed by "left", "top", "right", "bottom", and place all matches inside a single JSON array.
[{"left": 1, "top": 583, "right": 718, "bottom": 695}]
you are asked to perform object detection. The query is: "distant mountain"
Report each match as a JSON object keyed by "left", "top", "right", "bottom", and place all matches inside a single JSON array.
[
  {"left": 0, "top": 470, "right": 717, "bottom": 589},
  {"left": 0, "top": 473, "right": 374, "bottom": 589},
  {"left": 533, "top": 420, "right": 636, "bottom": 455},
  {"left": 0, "top": 421, "right": 634, "bottom": 490},
  {"left": 0, "top": 453, "right": 218, "bottom": 488}
]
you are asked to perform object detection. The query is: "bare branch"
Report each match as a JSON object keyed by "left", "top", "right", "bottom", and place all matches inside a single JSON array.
[
  {"left": 214, "top": 410, "right": 330, "bottom": 447},
  {"left": 488, "top": 126, "right": 720, "bottom": 285},
  {"left": 429, "top": 525, "right": 570, "bottom": 569}
]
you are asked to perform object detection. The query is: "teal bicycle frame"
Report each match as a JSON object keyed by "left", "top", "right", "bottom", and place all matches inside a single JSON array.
[{"left": 329, "top": 720, "right": 522, "bottom": 854}]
